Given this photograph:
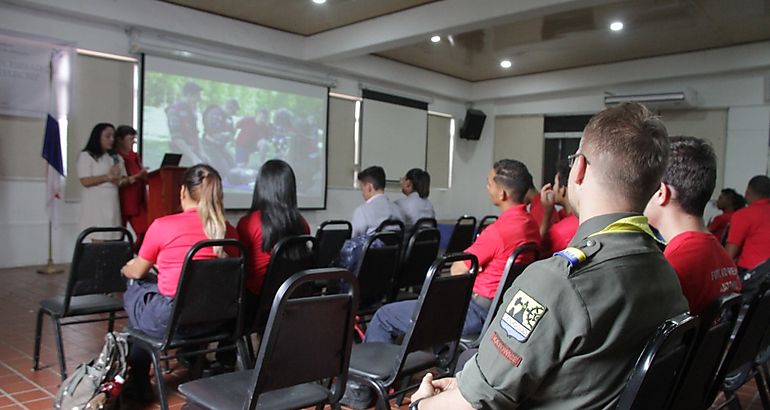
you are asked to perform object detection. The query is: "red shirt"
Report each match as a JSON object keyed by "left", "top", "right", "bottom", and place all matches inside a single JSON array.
[
  {"left": 464, "top": 204, "right": 541, "bottom": 299},
  {"left": 118, "top": 150, "right": 146, "bottom": 217},
  {"left": 139, "top": 208, "right": 239, "bottom": 297},
  {"left": 543, "top": 213, "right": 579, "bottom": 254},
  {"left": 708, "top": 211, "right": 734, "bottom": 241},
  {"left": 529, "top": 192, "right": 561, "bottom": 228},
  {"left": 727, "top": 198, "right": 770, "bottom": 270},
  {"left": 237, "top": 210, "right": 310, "bottom": 295},
  {"left": 665, "top": 231, "right": 741, "bottom": 315}
]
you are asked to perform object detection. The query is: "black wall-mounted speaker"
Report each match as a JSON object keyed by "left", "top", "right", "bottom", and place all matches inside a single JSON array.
[{"left": 460, "top": 108, "right": 486, "bottom": 140}]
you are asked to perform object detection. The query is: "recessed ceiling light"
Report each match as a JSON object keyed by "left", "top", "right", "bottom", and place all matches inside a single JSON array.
[
  {"left": 430, "top": 35, "right": 441, "bottom": 43},
  {"left": 500, "top": 59, "right": 512, "bottom": 69},
  {"left": 312, "top": 0, "right": 326, "bottom": 4},
  {"left": 609, "top": 21, "right": 624, "bottom": 31}
]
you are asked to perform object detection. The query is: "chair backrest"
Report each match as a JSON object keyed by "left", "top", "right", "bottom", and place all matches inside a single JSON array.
[
  {"left": 668, "top": 293, "right": 742, "bottom": 410},
  {"left": 390, "top": 228, "right": 441, "bottom": 300},
  {"left": 393, "top": 253, "right": 478, "bottom": 384},
  {"left": 357, "top": 231, "right": 402, "bottom": 308},
  {"left": 376, "top": 218, "right": 405, "bottom": 238},
  {"left": 477, "top": 243, "right": 540, "bottom": 339},
  {"left": 315, "top": 220, "right": 352, "bottom": 268},
  {"left": 247, "top": 268, "right": 358, "bottom": 410},
  {"left": 615, "top": 313, "right": 700, "bottom": 410},
  {"left": 704, "top": 281, "right": 770, "bottom": 405},
  {"left": 476, "top": 215, "right": 498, "bottom": 238},
  {"left": 413, "top": 217, "right": 437, "bottom": 230},
  {"left": 64, "top": 227, "right": 134, "bottom": 313},
  {"left": 164, "top": 239, "right": 247, "bottom": 347},
  {"left": 255, "top": 235, "right": 318, "bottom": 328},
  {"left": 445, "top": 215, "right": 477, "bottom": 253}
]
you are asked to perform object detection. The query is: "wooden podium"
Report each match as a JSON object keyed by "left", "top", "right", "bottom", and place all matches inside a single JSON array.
[{"left": 147, "top": 167, "right": 186, "bottom": 226}]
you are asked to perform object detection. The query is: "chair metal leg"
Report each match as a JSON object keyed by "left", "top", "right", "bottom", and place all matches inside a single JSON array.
[
  {"left": 51, "top": 317, "right": 67, "bottom": 381},
  {"left": 32, "top": 309, "right": 45, "bottom": 371},
  {"left": 724, "top": 390, "right": 743, "bottom": 410},
  {"left": 236, "top": 336, "right": 253, "bottom": 370},
  {"left": 754, "top": 366, "right": 770, "bottom": 409},
  {"left": 358, "top": 377, "right": 390, "bottom": 410},
  {"left": 149, "top": 348, "right": 170, "bottom": 410},
  {"left": 107, "top": 311, "right": 115, "bottom": 333}
]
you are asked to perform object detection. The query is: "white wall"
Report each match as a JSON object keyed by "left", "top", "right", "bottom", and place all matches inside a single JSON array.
[{"left": 1, "top": 0, "right": 768, "bottom": 267}]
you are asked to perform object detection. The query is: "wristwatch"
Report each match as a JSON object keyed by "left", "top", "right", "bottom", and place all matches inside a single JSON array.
[{"left": 409, "top": 398, "right": 424, "bottom": 410}]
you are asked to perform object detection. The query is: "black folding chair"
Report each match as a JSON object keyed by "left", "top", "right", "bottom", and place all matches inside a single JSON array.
[
  {"left": 388, "top": 227, "right": 440, "bottom": 302},
  {"left": 356, "top": 231, "right": 402, "bottom": 315},
  {"left": 376, "top": 218, "right": 405, "bottom": 239},
  {"left": 413, "top": 217, "right": 437, "bottom": 230},
  {"left": 667, "top": 294, "right": 742, "bottom": 410},
  {"left": 445, "top": 215, "right": 476, "bottom": 253},
  {"left": 709, "top": 281, "right": 770, "bottom": 409},
  {"left": 615, "top": 313, "right": 700, "bottom": 410},
  {"left": 460, "top": 242, "right": 539, "bottom": 349},
  {"left": 32, "top": 227, "right": 133, "bottom": 380},
  {"left": 179, "top": 268, "right": 358, "bottom": 410},
  {"left": 476, "top": 215, "right": 497, "bottom": 238},
  {"left": 125, "top": 239, "right": 247, "bottom": 410},
  {"left": 348, "top": 253, "right": 479, "bottom": 410},
  {"left": 315, "top": 220, "right": 351, "bottom": 268}
]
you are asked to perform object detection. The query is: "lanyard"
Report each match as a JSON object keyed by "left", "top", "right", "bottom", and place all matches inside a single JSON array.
[
  {"left": 587, "top": 215, "right": 665, "bottom": 244},
  {"left": 555, "top": 216, "right": 664, "bottom": 269}
]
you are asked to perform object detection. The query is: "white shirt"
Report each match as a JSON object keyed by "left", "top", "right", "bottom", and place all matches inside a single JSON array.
[
  {"left": 395, "top": 192, "right": 435, "bottom": 227},
  {"left": 351, "top": 193, "right": 403, "bottom": 238}
]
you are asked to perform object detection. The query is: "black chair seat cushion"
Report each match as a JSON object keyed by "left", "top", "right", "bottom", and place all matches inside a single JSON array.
[
  {"left": 348, "top": 342, "right": 437, "bottom": 380},
  {"left": 125, "top": 326, "right": 231, "bottom": 350},
  {"left": 179, "top": 369, "right": 330, "bottom": 410},
  {"left": 40, "top": 295, "right": 124, "bottom": 317}
]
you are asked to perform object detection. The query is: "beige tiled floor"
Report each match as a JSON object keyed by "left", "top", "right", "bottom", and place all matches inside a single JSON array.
[{"left": 0, "top": 264, "right": 763, "bottom": 409}]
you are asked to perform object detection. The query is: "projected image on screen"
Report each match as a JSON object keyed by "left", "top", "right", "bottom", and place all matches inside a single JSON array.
[{"left": 142, "top": 56, "right": 327, "bottom": 209}]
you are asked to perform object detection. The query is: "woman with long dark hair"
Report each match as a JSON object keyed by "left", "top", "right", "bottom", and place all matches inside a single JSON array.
[
  {"left": 120, "top": 164, "right": 239, "bottom": 402},
  {"left": 77, "top": 122, "right": 126, "bottom": 239},
  {"left": 237, "top": 159, "right": 309, "bottom": 299}
]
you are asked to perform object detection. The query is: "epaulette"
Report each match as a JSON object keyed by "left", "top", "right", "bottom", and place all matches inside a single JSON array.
[{"left": 553, "top": 238, "right": 602, "bottom": 274}]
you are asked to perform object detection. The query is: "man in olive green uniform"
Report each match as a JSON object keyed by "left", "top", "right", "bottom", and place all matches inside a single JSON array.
[{"left": 409, "top": 102, "right": 688, "bottom": 410}]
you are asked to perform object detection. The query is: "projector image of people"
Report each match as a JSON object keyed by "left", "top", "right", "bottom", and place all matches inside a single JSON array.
[{"left": 142, "top": 67, "right": 327, "bottom": 208}]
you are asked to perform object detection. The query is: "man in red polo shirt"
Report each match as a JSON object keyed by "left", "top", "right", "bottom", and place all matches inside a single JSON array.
[
  {"left": 365, "top": 159, "right": 541, "bottom": 343},
  {"left": 727, "top": 175, "right": 770, "bottom": 271},
  {"left": 708, "top": 188, "right": 745, "bottom": 242},
  {"left": 539, "top": 161, "right": 579, "bottom": 255},
  {"left": 644, "top": 137, "right": 740, "bottom": 315}
]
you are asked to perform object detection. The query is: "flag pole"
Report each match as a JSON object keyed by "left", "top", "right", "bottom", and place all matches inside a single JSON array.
[
  {"left": 37, "top": 220, "right": 63, "bottom": 274},
  {"left": 38, "top": 52, "right": 64, "bottom": 275}
]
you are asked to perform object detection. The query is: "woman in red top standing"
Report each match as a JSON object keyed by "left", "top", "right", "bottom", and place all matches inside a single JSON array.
[
  {"left": 115, "top": 125, "right": 149, "bottom": 249},
  {"left": 237, "top": 159, "right": 309, "bottom": 310}
]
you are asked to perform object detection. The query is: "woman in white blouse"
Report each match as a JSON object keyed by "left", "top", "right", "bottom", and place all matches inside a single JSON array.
[{"left": 76, "top": 123, "right": 127, "bottom": 240}]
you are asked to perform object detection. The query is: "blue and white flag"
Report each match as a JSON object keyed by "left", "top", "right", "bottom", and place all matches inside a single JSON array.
[{"left": 42, "top": 113, "right": 64, "bottom": 223}]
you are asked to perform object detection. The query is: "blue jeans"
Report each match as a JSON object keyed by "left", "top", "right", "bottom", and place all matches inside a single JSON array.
[{"left": 365, "top": 299, "right": 489, "bottom": 343}]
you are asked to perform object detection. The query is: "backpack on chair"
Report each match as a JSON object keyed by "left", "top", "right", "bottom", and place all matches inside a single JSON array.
[{"left": 54, "top": 332, "right": 129, "bottom": 410}]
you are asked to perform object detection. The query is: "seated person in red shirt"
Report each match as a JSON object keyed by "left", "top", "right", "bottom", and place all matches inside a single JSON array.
[
  {"left": 365, "top": 159, "right": 540, "bottom": 343},
  {"left": 121, "top": 164, "right": 239, "bottom": 401},
  {"left": 726, "top": 175, "right": 770, "bottom": 271},
  {"left": 526, "top": 181, "right": 560, "bottom": 228},
  {"left": 237, "top": 159, "right": 309, "bottom": 315},
  {"left": 539, "top": 160, "right": 579, "bottom": 254},
  {"left": 644, "top": 137, "right": 741, "bottom": 315},
  {"left": 708, "top": 188, "right": 745, "bottom": 242}
]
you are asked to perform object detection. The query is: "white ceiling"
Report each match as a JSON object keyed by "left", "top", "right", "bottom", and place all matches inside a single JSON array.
[{"left": 160, "top": 0, "right": 770, "bottom": 81}]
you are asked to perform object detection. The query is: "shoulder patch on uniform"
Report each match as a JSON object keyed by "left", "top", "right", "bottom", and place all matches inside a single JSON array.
[{"left": 500, "top": 290, "right": 547, "bottom": 342}]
